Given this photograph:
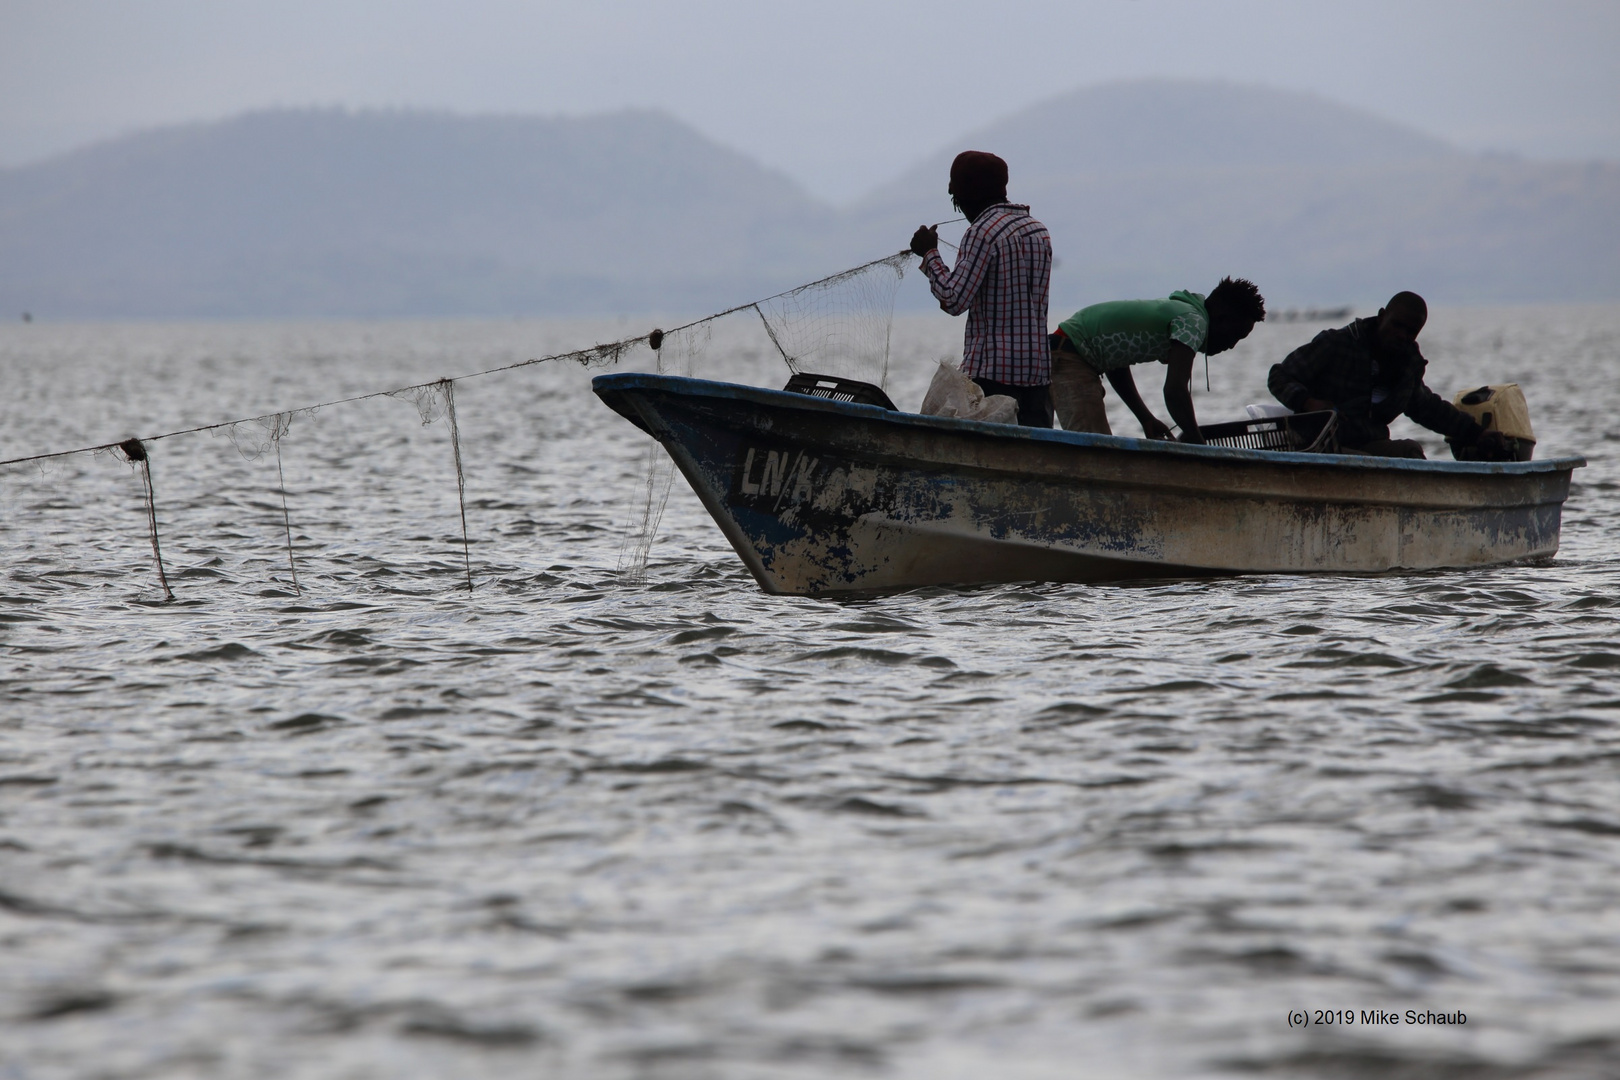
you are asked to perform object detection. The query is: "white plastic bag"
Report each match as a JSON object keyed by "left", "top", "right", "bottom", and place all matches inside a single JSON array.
[
  {"left": 918, "top": 362, "right": 1020, "bottom": 425},
  {"left": 974, "top": 395, "right": 1020, "bottom": 425},
  {"left": 1245, "top": 402, "right": 1292, "bottom": 420}
]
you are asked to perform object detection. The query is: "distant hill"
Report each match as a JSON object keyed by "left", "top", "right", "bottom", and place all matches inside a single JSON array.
[
  {"left": 868, "top": 79, "right": 1458, "bottom": 198},
  {"left": 0, "top": 108, "right": 834, "bottom": 318},
  {"left": 857, "top": 80, "right": 1620, "bottom": 307},
  {"left": 2, "top": 83, "right": 1618, "bottom": 318}
]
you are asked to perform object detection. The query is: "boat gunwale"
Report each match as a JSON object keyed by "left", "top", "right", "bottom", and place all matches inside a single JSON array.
[{"left": 594, "top": 372, "right": 1586, "bottom": 476}]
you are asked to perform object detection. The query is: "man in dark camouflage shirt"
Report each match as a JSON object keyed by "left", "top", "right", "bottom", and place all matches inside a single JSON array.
[{"left": 1268, "top": 291, "right": 1503, "bottom": 459}]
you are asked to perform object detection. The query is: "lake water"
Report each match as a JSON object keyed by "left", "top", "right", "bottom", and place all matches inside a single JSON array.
[{"left": 2, "top": 303, "right": 1619, "bottom": 1079}]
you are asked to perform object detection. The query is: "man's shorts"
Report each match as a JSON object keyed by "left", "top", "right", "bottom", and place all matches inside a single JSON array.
[{"left": 1050, "top": 338, "right": 1110, "bottom": 434}]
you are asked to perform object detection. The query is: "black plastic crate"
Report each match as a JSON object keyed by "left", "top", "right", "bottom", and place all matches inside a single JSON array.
[
  {"left": 1201, "top": 410, "right": 1338, "bottom": 453},
  {"left": 782, "top": 372, "right": 897, "bottom": 410}
]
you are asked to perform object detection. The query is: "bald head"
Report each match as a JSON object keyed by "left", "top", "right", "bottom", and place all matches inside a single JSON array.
[
  {"left": 1386, "top": 291, "right": 1428, "bottom": 324},
  {"left": 1377, "top": 291, "right": 1427, "bottom": 352}
]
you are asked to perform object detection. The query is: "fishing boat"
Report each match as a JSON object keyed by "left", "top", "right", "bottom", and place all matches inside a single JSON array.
[{"left": 593, "top": 373, "right": 1585, "bottom": 597}]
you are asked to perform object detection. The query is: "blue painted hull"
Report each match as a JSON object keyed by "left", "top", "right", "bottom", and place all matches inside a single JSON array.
[{"left": 594, "top": 374, "right": 1583, "bottom": 596}]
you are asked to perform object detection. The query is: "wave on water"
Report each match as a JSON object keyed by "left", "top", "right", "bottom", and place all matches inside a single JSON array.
[{"left": 1, "top": 308, "right": 1618, "bottom": 1078}]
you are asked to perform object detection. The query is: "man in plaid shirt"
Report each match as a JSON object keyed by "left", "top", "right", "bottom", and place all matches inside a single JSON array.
[{"left": 910, "top": 152, "right": 1053, "bottom": 427}]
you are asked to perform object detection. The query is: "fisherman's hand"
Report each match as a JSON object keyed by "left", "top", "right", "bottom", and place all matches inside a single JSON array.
[
  {"left": 1302, "top": 397, "right": 1334, "bottom": 413},
  {"left": 910, "top": 226, "right": 939, "bottom": 258},
  {"left": 1474, "top": 429, "right": 1514, "bottom": 461},
  {"left": 1141, "top": 417, "right": 1175, "bottom": 441}
]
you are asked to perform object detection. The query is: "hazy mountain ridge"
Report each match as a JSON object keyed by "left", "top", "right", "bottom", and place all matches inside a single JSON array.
[
  {"left": 0, "top": 107, "right": 835, "bottom": 317},
  {"left": 856, "top": 81, "right": 1618, "bottom": 307},
  {"left": 862, "top": 79, "right": 1460, "bottom": 213},
  {"left": 940, "top": 156, "right": 1620, "bottom": 309},
  {"left": 1, "top": 83, "right": 1616, "bottom": 318}
]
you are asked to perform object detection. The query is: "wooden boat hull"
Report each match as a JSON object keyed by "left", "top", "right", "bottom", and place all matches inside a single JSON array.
[{"left": 594, "top": 374, "right": 1583, "bottom": 596}]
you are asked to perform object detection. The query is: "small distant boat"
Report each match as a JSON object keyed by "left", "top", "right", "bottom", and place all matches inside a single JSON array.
[{"left": 593, "top": 373, "right": 1585, "bottom": 597}]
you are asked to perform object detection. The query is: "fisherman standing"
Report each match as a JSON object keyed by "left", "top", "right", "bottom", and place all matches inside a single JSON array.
[{"left": 910, "top": 152, "right": 1054, "bottom": 427}]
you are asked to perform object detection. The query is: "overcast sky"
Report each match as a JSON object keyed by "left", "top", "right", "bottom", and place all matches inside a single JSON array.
[{"left": 4, "top": 0, "right": 1617, "bottom": 202}]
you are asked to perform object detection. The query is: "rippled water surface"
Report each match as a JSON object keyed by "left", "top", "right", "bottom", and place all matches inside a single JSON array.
[{"left": 3, "top": 306, "right": 1619, "bottom": 1079}]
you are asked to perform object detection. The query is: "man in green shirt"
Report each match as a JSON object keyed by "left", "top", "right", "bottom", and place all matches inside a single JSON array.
[{"left": 1050, "top": 277, "right": 1266, "bottom": 442}]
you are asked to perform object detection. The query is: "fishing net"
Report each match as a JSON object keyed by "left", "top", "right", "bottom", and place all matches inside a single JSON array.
[
  {"left": 615, "top": 253, "right": 909, "bottom": 581},
  {"left": 215, "top": 411, "right": 305, "bottom": 594},
  {"left": 388, "top": 382, "right": 450, "bottom": 426},
  {"left": 388, "top": 381, "right": 473, "bottom": 590},
  {"left": 755, "top": 253, "right": 908, "bottom": 385},
  {"left": 0, "top": 248, "right": 915, "bottom": 598},
  {"left": 216, "top": 410, "right": 302, "bottom": 460},
  {"left": 615, "top": 323, "right": 708, "bottom": 583}
]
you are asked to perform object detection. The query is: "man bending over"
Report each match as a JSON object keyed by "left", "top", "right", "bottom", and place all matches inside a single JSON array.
[
  {"left": 1268, "top": 292, "right": 1500, "bottom": 458},
  {"left": 1050, "top": 278, "right": 1266, "bottom": 443},
  {"left": 910, "top": 152, "right": 1054, "bottom": 427}
]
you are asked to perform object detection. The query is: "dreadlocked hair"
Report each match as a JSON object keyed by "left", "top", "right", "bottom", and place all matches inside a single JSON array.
[{"left": 1208, "top": 277, "right": 1266, "bottom": 323}]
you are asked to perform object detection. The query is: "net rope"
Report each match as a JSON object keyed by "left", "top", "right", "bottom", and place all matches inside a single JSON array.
[
  {"left": 616, "top": 322, "right": 711, "bottom": 583},
  {"left": 0, "top": 247, "right": 920, "bottom": 470},
  {"left": 213, "top": 411, "right": 304, "bottom": 593},
  {"left": 0, "top": 242, "right": 936, "bottom": 596},
  {"left": 273, "top": 430, "right": 300, "bottom": 595},
  {"left": 755, "top": 254, "right": 907, "bottom": 384},
  {"left": 614, "top": 252, "right": 914, "bottom": 580},
  {"left": 107, "top": 438, "right": 175, "bottom": 602}
]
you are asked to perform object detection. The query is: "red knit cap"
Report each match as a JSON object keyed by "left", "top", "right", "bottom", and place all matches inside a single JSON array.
[{"left": 949, "top": 151, "right": 1008, "bottom": 203}]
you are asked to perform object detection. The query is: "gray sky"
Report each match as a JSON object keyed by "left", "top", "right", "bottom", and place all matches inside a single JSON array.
[{"left": 4, "top": 0, "right": 1618, "bottom": 203}]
